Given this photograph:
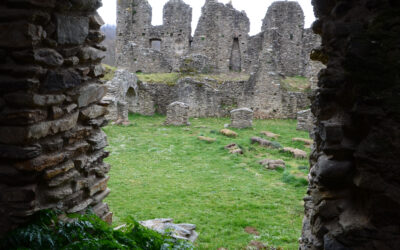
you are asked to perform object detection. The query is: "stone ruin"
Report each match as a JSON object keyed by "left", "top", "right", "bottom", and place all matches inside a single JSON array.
[
  {"left": 229, "top": 108, "right": 253, "bottom": 129},
  {"left": 103, "top": 69, "right": 138, "bottom": 125},
  {"left": 164, "top": 101, "right": 190, "bottom": 126},
  {"left": 1, "top": 0, "right": 400, "bottom": 249},
  {"left": 109, "top": 0, "right": 325, "bottom": 120},
  {"left": 0, "top": 0, "right": 112, "bottom": 235}
]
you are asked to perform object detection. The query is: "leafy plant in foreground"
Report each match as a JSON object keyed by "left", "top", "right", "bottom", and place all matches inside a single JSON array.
[{"left": 0, "top": 209, "right": 194, "bottom": 250}]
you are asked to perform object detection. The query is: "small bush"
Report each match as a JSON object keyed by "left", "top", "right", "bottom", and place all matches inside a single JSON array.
[{"left": 0, "top": 209, "right": 194, "bottom": 250}]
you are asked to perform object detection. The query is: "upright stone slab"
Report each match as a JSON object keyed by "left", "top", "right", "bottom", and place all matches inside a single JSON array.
[
  {"left": 164, "top": 102, "right": 190, "bottom": 126},
  {"left": 230, "top": 108, "right": 253, "bottom": 129},
  {"left": 296, "top": 109, "right": 313, "bottom": 132}
]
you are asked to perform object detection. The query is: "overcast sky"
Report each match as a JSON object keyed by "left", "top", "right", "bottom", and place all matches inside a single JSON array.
[{"left": 98, "top": 0, "right": 315, "bottom": 35}]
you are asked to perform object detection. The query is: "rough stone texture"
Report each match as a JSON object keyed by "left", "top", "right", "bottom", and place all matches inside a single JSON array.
[
  {"left": 0, "top": 1, "right": 111, "bottom": 236},
  {"left": 139, "top": 218, "right": 199, "bottom": 242},
  {"left": 259, "top": 159, "right": 285, "bottom": 170},
  {"left": 116, "top": 0, "right": 192, "bottom": 73},
  {"left": 300, "top": 1, "right": 400, "bottom": 249},
  {"left": 116, "top": 0, "right": 322, "bottom": 76},
  {"left": 164, "top": 102, "right": 190, "bottom": 126},
  {"left": 251, "top": 137, "right": 281, "bottom": 149},
  {"left": 297, "top": 109, "right": 313, "bottom": 132},
  {"left": 230, "top": 108, "right": 253, "bottom": 129},
  {"left": 103, "top": 69, "right": 138, "bottom": 123},
  {"left": 121, "top": 77, "right": 309, "bottom": 119}
]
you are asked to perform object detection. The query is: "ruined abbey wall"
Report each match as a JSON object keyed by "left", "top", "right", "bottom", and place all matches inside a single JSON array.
[
  {"left": 300, "top": 0, "right": 400, "bottom": 249},
  {"left": 0, "top": 0, "right": 111, "bottom": 235},
  {"left": 116, "top": 0, "right": 322, "bottom": 77}
]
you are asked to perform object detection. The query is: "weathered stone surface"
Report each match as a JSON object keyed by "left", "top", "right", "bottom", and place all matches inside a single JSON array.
[
  {"left": 297, "top": 109, "right": 314, "bottom": 132},
  {"left": 224, "top": 143, "right": 243, "bottom": 154},
  {"left": 41, "top": 70, "right": 81, "bottom": 91},
  {"left": 80, "top": 104, "right": 108, "bottom": 120},
  {"left": 78, "top": 46, "right": 104, "bottom": 62},
  {"left": 292, "top": 137, "right": 313, "bottom": 146},
  {"left": 4, "top": 92, "right": 66, "bottom": 107},
  {"left": 0, "top": 144, "right": 41, "bottom": 160},
  {"left": 44, "top": 160, "right": 75, "bottom": 180},
  {"left": 47, "top": 169, "right": 79, "bottom": 187},
  {"left": 56, "top": 15, "right": 89, "bottom": 45},
  {"left": 14, "top": 153, "right": 65, "bottom": 172},
  {"left": 91, "top": 188, "right": 111, "bottom": 204},
  {"left": 34, "top": 49, "right": 64, "bottom": 67},
  {"left": 251, "top": 137, "right": 281, "bottom": 149},
  {"left": 261, "top": 131, "right": 280, "bottom": 139},
  {"left": 76, "top": 84, "right": 107, "bottom": 108},
  {"left": 89, "top": 13, "right": 105, "bottom": 29},
  {"left": 0, "top": 0, "right": 111, "bottom": 235},
  {"left": 164, "top": 102, "right": 190, "bottom": 126},
  {"left": 87, "top": 129, "right": 108, "bottom": 151},
  {"left": 230, "top": 108, "right": 253, "bottom": 129},
  {"left": 220, "top": 129, "right": 238, "bottom": 138},
  {"left": 140, "top": 218, "right": 199, "bottom": 242},
  {"left": 89, "top": 176, "right": 109, "bottom": 196},
  {"left": 282, "top": 147, "right": 307, "bottom": 159},
  {"left": 259, "top": 159, "right": 286, "bottom": 170}
]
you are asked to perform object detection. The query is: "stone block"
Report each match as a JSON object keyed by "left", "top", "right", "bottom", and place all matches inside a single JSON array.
[
  {"left": 56, "top": 15, "right": 89, "bottom": 45},
  {"left": 14, "top": 153, "right": 65, "bottom": 172},
  {"left": 76, "top": 84, "right": 107, "bottom": 108},
  {"left": 41, "top": 69, "right": 81, "bottom": 91},
  {"left": 44, "top": 160, "right": 75, "bottom": 180},
  {"left": 251, "top": 137, "right": 281, "bottom": 149},
  {"left": 47, "top": 169, "right": 79, "bottom": 187},
  {"left": 230, "top": 108, "right": 253, "bottom": 129},
  {"left": 259, "top": 159, "right": 286, "bottom": 170},
  {"left": 89, "top": 176, "right": 109, "bottom": 196},
  {"left": 34, "top": 48, "right": 64, "bottom": 67},
  {"left": 164, "top": 102, "right": 190, "bottom": 126},
  {"left": 0, "top": 22, "right": 43, "bottom": 48},
  {"left": 87, "top": 129, "right": 108, "bottom": 151},
  {"left": 80, "top": 104, "right": 108, "bottom": 120}
]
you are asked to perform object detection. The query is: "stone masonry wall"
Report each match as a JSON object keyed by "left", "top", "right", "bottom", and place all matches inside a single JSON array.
[
  {"left": 116, "top": 0, "right": 192, "bottom": 73},
  {"left": 300, "top": 0, "right": 400, "bottom": 249},
  {"left": 190, "top": 0, "right": 250, "bottom": 73},
  {"left": 123, "top": 77, "right": 309, "bottom": 119},
  {"left": 0, "top": 0, "right": 111, "bottom": 236}
]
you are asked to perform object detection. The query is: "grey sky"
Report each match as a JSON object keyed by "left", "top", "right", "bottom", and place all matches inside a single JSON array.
[{"left": 98, "top": 0, "right": 316, "bottom": 35}]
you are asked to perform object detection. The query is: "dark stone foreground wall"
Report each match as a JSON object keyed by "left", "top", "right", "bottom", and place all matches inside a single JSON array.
[
  {"left": 301, "top": 0, "right": 400, "bottom": 249},
  {"left": 0, "top": 0, "right": 111, "bottom": 235}
]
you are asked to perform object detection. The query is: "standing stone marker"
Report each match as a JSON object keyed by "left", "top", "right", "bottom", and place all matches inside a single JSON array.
[
  {"left": 230, "top": 108, "right": 253, "bottom": 129},
  {"left": 164, "top": 102, "right": 190, "bottom": 126}
]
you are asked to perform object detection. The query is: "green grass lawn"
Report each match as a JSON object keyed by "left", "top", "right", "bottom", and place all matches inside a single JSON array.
[{"left": 103, "top": 115, "right": 310, "bottom": 249}]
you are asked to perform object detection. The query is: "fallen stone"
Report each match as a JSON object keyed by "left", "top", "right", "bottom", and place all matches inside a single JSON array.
[
  {"left": 292, "top": 137, "right": 314, "bottom": 146},
  {"left": 282, "top": 147, "right": 308, "bottom": 159},
  {"left": 230, "top": 108, "right": 253, "bottom": 129},
  {"left": 225, "top": 143, "right": 243, "bottom": 154},
  {"left": 198, "top": 136, "right": 216, "bottom": 143},
  {"left": 244, "top": 226, "right": 260, "bottom": 236},
  {"left": 259, "top": 159, "right": 286, "bottom": 170},
  {"left": 251, "top": 137, "right": 282, "bottom": 149},
  {"left": 139, "top": 218, "right": 199, "bottom": 242},
  {"left": 261, "top": 131, "right": 280, "bottom": 139},
  {"left": 246, "top": 241, "right": 268, "bottom": 250},
  {"left": 220, "top": 129, "right": 238, "bottom": 137}
]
